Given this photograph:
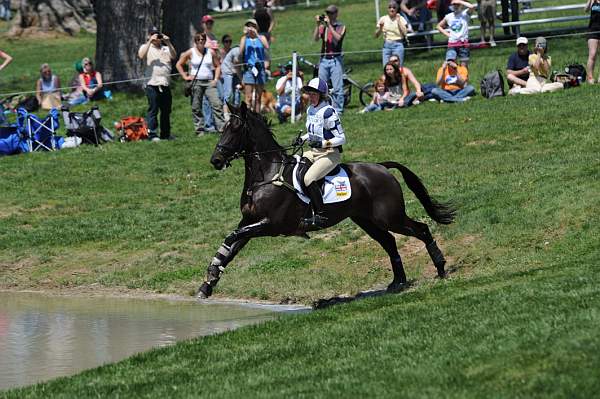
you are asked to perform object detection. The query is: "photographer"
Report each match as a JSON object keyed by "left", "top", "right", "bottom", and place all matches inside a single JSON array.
[
  {"left": 239, "top": 18, "right": 269, "bottom": 113},
  {"left": 517, "top": 37, "right": 564, "bottom": 95},
  {"left": 431, "top": 49, "right": 474, "bottom": 102},
  {"left": 312, "top": 4, "right": 346, "bottom": 114},
  {"left": 138, "top": 26, "right": 177, "bottom": 141}
]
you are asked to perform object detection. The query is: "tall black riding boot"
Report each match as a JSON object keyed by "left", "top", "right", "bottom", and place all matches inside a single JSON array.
[{"left": 302, "top": 182, "right": 328, "bottom": 228}]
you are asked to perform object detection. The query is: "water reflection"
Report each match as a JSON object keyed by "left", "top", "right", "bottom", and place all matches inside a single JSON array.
[{"left": 0, "top": 292, "right": 278, "bottom": 390}]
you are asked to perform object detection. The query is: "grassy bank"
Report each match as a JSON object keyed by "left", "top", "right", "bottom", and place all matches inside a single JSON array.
[{"left": 1, "top": 1, "right": 599, "bottom": 397}]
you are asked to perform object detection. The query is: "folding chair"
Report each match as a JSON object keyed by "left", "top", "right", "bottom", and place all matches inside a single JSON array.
[
  {"left": 61, "top": 105, "right": 102, "bottom": 145},
  {"left": 16, "top": 107, "right": 60, "bottom": 152}
]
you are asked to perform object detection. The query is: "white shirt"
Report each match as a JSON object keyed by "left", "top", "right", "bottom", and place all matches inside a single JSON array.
[
  {"left": 275, "top": 75, "right": 303, "bottom": 104},
  {"left": 444, "top": 10, "right": 470, "bottom": 43}
]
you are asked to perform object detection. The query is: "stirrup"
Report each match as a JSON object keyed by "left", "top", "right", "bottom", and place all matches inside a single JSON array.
[{"left": 302, "top": 213, "right": 328, "bottom": 228}]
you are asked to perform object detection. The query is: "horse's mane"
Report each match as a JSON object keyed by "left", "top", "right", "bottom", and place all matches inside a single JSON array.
[{"left": 245, "top": 109, "right": 284, "bottom": 152}]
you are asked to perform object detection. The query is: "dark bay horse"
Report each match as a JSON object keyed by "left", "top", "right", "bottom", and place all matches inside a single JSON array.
[{"left": 197, "top": 102, "right": 455, "bottom": 299}]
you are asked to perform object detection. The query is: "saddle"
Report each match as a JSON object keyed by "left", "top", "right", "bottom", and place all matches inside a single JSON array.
[{"left": 291, "top": 155, "right": 351, "bottom": 204}]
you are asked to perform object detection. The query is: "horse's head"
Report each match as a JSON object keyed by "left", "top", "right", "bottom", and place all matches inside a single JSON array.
[{"left": 210, "top": 102, "right": 250, "bottom": 170}]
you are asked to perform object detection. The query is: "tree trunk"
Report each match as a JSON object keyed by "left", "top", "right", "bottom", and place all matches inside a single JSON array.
[
  {"left": 8, "top": 0, "right": 96, "bottom": 37},
  {"left": 95, "top": 0, "right": 161, "bottom": 92},
  {"left": 162, "top": 0, "right": 206, "bottom": 56}
]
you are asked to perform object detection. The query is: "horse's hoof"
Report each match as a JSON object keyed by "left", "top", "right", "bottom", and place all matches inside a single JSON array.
[
  {"left": 386, "top": 281, "right": 406, "bottom": 293},
  {"left": 196, "top": 282, "right": 212, "bottom": 299}
]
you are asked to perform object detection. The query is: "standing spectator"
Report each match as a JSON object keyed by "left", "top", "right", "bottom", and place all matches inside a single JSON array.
[
  {"left": 0, "top": 48, "right": 12, "bottom": 74},
  {"left": 437, "top": 0, "right": 476, "bottom": 66},
  {"left": 275, "top": 64, "right": 303, "bottom": 123},
  {"left": 506, "top": 37, "right": 531, "bottom": 94},
  {"left": 240, "top": 18, "right": 269, "bottom": 113},
  {"left": 220, "top": 37, "right": 242, "bottom": 117},
  {"left": 436, "top": 0, "right": 452, "bottom": 22},
  {"left": 138, "top": 26, "right": 177, "bottom": 141},
  {"left": 375, "top": 1, "right": 409, "bottom": 67},
  {"left": 0, "top": 0, "right": 10, "bottom": 21},
  {"left": 313, "top": 4, "right": 346, "bottom": 114},
  {"left": 201, "top": 15, "right": 218, "bottom": 133},
  {"left": 431, "top": 49, "right": 475, "bottom": 102},
  {"left": 585, "top": 0, "right": 600, "bottom": 83},
  {"left": 516, "top": 37, "right": 564, "bottom": 95},
  {"left": 401, "top": 0, "right": 430, "bottom": 32},
  {"left": 176, "top": 32, "right": 225, "bottom": 136},
  {"left": 35, "top": 64, "right": 62, "bottom": 110},
  {"left": 477, "top": 0, "right": 497, "bottom": 46},
  {"left": 254, "top": 0, "right": 274, "bottom": 43}
]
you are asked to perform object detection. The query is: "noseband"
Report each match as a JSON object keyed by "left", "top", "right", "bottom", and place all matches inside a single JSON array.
[{"left": 215, "top": 114, "right": 249, "bottom": 165}]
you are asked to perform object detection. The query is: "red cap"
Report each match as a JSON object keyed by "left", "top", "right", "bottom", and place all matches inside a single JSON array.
[{"left": 201, "top": 15, "right": 214, "bottom": 23}]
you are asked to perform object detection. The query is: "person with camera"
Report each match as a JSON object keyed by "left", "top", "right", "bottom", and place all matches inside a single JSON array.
[
  {"left": 293, "top": 77, "right": 346, "bottom": 229},
  {"left": 431, "top": 49, "right": 474, "bottom": 102},
  {"left": 312, "top": 4, "right": 346, "bottom": 115},
  {"left": 275, "top": 64, "right": 304, "bottom": 123},
  {"left": 138, "top": 26, "right": 177, "bottom": 141},
  {"left": 517, "top": 37, "right": 564, "bottom": 95},
  {"left": 176, "top": 32, "right": 225, "bottom": 136},
  {"left": 375, "top": 1, "right": 408, "bottom": 67},
  {"left": 239, "top": 18, "right": 269, "bottom": 113}
]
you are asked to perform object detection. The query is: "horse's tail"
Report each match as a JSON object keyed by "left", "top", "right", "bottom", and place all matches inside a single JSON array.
[{"left": 380, "top": 161, "right": 456, "bottom": 225}]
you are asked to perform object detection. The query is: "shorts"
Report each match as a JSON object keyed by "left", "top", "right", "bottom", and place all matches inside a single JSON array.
[
  {"left": 276, "top": 100, "right": 302, "bottom": 115},
  {"left": 447, "top": 45, "right": 470, "bottom": 62},
  {"left": 242, "top": 67, "right": 266, "bottom": 85},
  {"left": 588, "top": 29, "right": 600, "bottom": 40}
]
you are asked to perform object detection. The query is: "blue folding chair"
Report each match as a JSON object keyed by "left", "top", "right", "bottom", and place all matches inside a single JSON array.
[{"left": 17, "top": 108, "right": 61, "bottom": 152}]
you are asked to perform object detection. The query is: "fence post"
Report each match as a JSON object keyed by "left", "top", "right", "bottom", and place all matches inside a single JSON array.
[
  {"left": 501, "top": 0, "right": 510, "bottom": 36},
  {"left": 375, "top": 0, "right": 380, "bottom": 24},
  {"left": 291, "top": 51, "right": 298, "bottom": 124},
  {"left": 510, "top": 0, "right": 520, "bottom": 37}
]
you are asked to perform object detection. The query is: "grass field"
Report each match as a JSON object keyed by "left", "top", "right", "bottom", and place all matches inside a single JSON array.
[{"left": 1, "top": 1, "right": 599, "bottom": 396}]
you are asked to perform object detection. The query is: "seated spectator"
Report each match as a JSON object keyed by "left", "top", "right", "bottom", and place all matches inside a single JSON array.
[
  {"left": 401, "top": 0, "right": 430, "bottom": 32},
  {"left": 437, "top": 0, "right": 476, "bottom": 67},
  {"left": 360, "top": 79, "right": 392, "bottom": 113},
  {"left": 381, "top": 62, "right": 425, "bottom": 108},
  {"left": 35, "top": 63, "right": 62, "bottom": 110},
  {"left": 513, "top": 37, "right": 563, "bottom": 95},
  {"left": 275, "top": 64, "right": 303, "bottom": 123},
  {"left": 431, "top": 49, "right": 475, "bottom": 102},
  {"left": 67, "top": 60, "right": 84, "bottom": 105},
  {"left": 507, "top": 36, "right": 531, "bottom": 94},
  {"left": 70, "top": 58, "right": 110, "bottom": 105}
]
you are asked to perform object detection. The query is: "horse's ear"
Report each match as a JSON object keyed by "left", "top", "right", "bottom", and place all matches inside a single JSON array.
[
  {"left": 226, "top": 101, "right": 238, "bottom": 115},
  {"left": 240, "top": 101, "right": 248, "bottom": 118}
]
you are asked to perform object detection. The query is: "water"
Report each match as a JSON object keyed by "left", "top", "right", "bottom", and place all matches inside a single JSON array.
[{"left": 0, "top": 291, "right": 297, "bottom": 391}]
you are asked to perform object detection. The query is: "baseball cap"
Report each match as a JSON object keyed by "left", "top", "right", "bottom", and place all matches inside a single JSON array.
[
  {"left": 445, "top": 49, "right": 457, "bottom": 61},
  {"left": 201, "top": 15, "right": 214, "bottom": 23},
  {"left": 535, "top": 36, "right": 547, "bottom": 48},
  {"left": 148, "top": 26, "right": 160, "bottom": 35},
  {"left": 516, "top": 36, "right": 528, "bottom": 46},
  {"left": 325, "top": 4, "right": 338, "bottom": 14},
  {"left": 245, "top": 18, "right": 258, "bottom": 27}
]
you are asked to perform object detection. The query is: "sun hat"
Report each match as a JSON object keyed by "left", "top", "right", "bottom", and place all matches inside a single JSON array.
[
  {"left": 245, "top": 18, "right": 258, "bottom": 27},
  {"left": 302, "top": 77, "right": 328, "bottom": 94},
  {"left": 516, "top": 36, "right": 528, "bottom": 46}
]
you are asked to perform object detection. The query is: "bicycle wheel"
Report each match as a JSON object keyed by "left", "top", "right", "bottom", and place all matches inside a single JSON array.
[{"left": 359, "top": 82, "right": 374, "bottom": 107}]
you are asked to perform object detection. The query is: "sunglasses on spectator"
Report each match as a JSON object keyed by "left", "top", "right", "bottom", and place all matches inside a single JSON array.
[{"left": 223, "top": 40, "right": 232, "bottom": 43}]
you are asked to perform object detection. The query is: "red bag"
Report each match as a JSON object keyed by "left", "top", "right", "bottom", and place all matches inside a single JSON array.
[{"left": 115, "top": 116, "right": 149, "bottom": 141}]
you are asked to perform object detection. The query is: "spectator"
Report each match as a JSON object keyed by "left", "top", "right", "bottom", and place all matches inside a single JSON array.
[
  {"left": 74, "top": 58, "right": 110, "bottom": 104},
  {"left": 436, "top": 0, "right": 452, "bottom": 22},
  {"left": 360, "top": 79, "right": 392, "bottom": 113},
  {"left": 431, "top": 49, "right": 475, "bottom": 102},
  {"left": 515, "top": 37, "right": 564, "bottom": 95},
  {"left": 220, "top": 36, "right": 242, "bottom": 117},
  {"left": 375, "top": 1, "right": 409, "bottom": 67},
  {"left": 401, "top": 0, "right": 430, "bottom": 33},
  {"left": 0, "top": 48, "right": 12, "bottom": 74},
  {"left": 585, "top": 0, "right": 600, "bottom": 83},
  {"left": 201, "top": 15, "right": 219, "bottom": 133},
  {"left": 254, "top": 0, "right": 274, "bottom": 43},
  {"left": 506, "top": 36, "right": 531, "bottom": 94},
  {"left": 138, "top": 26, "right": 177, "bottom": 141},
  {"left": 381, "top": 62, "right": 424, "bottom": 108},
  {"left": 240, "top": 18, "right": 269, "bottom": 113},
  {"left": 437, "top": 0, "right": 476, "bottom": 66},
  {"left": 0, "top": 0, "right": 10, "bottom": 21},
  {"left": 35, "top": 64, "right": 62, "bottom": 110},
  {"left": 176, "top": 32, "right": 225, "bottom": 136},
  {"left": 67, "top": 61, "right": 84, "bottom": 105},
  {"left": 275, "top": 64, "right": 303, "bottom": 123},
  {"left": 313, "top": 4, "right": 346, "bottom": 114}
]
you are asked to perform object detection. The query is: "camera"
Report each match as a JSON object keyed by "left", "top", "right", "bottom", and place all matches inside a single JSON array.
[
  {"left": 156, "top": 33, "right": 163, "bottom": 39},
  {"left": 318, "top": 14, "right": 326, "bottom": 23}
]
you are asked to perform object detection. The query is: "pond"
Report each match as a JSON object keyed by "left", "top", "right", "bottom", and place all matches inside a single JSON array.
[{"left": 0, "top": 291, "right": 306, "bottom": 391}]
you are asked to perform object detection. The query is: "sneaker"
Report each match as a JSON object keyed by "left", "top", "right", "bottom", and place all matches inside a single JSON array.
[
  {"left": 413, "top": 100, "right": 420, "bottom": 105},
  {"left": 166, "top": 134, "right": 176, "bottom": 141},
  {"left": 151, "top": 137, "right": 161, "bottom": 142},
  {"left": 428, "top": 98, "right": 437, "bottom": 102},
  {"left": 490, "top": 40, "right": 497, "bottom": 47},
  {"left": 461, "top": 97, "right": 471, "bottom": 102}
]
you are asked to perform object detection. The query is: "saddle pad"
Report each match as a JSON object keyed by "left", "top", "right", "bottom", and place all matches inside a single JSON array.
[{"left": 292, "top": 155, "right": 352, "bottom": 204}]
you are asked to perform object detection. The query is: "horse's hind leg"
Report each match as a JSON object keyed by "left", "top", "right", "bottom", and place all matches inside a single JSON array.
[
  {"left": 391, "top": 217, "right": 447, "bottom": 278},
  {"left": 351, "top": 217, "right": 407, "bottom": 292}
]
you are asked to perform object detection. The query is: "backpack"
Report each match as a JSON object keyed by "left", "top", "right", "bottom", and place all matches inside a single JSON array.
[
  {"left": 480, "top": 70, "right": 505, "bottom": 99},
  {"left": 564, "top": 63, "right": 586, "bottom": 85},
  {"left": 116, "top": 116, "right": 149, "bottom": 142}
]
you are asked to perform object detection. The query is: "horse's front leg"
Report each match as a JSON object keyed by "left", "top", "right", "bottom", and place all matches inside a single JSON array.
[{"left": 197, "top": 218, "right": 269, "bottom": 299}]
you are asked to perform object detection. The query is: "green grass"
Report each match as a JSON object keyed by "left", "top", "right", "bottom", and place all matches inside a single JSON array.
[{"left": 1, "top": 2, "right": 599, "bottom": 396}]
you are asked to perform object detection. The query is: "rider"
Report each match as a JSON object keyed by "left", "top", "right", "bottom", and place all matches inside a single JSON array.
[{"left": 296, "top": 77, "right": 346, "bottom": 228}]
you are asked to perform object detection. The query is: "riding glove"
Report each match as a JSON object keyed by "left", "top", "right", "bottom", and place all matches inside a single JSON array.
[{"left": 308, "top": 137, "right": 322, "bottom": 148}]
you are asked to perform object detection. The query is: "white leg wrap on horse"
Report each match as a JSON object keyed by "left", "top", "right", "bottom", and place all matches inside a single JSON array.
[
  {"left": 217, "top": 244, "right": 232, "bottom": 258},
  {"left": 211, "top": 257, "right": 222, "bottom": 266}
]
